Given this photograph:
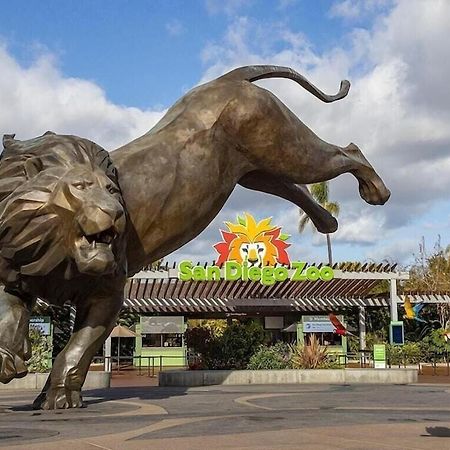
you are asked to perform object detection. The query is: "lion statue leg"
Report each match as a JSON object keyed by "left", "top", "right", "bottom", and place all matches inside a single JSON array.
[
  {"left": 33, "top": 288, "right": 123, "bottom": 410},
  {"left": 0, "top": 287, "right": 33, "bottom": 384},
  {"left": 239, "top": 171, "right": 338, "bottom": 234},
  {"left": 219, "top": 85, "right": 391, "bottom": 206}
]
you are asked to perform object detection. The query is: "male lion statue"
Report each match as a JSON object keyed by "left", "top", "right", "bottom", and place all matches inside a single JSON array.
[
  {"left": 0, "top": 65, "right": 390, "bottom": 409},
  {"left": 0, "top": 132, "right": 127, "bottom": 408}
]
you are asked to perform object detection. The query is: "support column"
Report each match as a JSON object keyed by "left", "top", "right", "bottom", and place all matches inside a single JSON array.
[
  {"left": 358, "top": 306, "right": 366, "bottom": 350},
  {"left": 104, "top": 336, "right": 112, "bottom": 372},
  {"left": 69, "top": 305, "right": 76, "bottom": 333},
  {"left": 389, "top": 278, "right": 398, "bottom": 322}
]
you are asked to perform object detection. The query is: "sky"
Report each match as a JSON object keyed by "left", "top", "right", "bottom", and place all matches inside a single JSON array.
[{"left": 0, "top": 0, "right": 449, "bottom": 268}]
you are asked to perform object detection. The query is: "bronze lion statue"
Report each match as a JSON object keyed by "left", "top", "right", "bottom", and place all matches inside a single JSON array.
[{"left": 0, "top": 65, "right": 390, "bottom": 409}]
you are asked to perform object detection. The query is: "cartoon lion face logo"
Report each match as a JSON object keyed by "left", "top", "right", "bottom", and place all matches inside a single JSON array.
[{"left": 214, "top": 213, "right": 290, "bottom": 267}]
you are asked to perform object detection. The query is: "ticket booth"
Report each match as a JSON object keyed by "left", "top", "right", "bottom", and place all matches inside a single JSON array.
[
  {"left": 297, "top": 315, "right": 347, "bottom": 354},
  {"left": 134, "top": 316, "right": 186, "bottom": 368}
]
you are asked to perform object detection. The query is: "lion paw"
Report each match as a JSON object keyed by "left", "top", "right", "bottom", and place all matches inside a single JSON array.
[
  {"left": 358, "top": 177, "right": 391, "bottom": 205},
  {"left": 33, "top": 386, "right": 83, "bottom": 410},
  {"left": 0, "top": 347, "right": 28, "bottom": 384}
]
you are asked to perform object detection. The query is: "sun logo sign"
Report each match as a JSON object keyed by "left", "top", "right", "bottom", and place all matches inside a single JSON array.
[
  {"left": 214, "top": 213, "right": 290, "bottom": 267},
  {"left": 178, "top": 212, "right": 334, "bottom": 286}
]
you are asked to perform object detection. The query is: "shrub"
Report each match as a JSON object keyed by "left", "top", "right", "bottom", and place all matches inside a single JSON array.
[
  {"left": 386, "top": 344, "right": 403, "bottom": 366},
  {"left": 365, "top": 331, "right": 387, "bottom": 350},
  {"left": 185, "top": 326, "right": 214, "bottom": 355},
  {"left": 247, "top": 343, "right": 291, "bottom": 370},
  {"left": 386, "top": 342, "right": 422, "bottom": 366},
  {"left": 27, "top": 328, "right": 52, "bottom": 373},
  {"left": 401, "top": 342, "right": 422, "bottom": 364},
  {"left": 418, "top": 329, "right": 450, "bottom": 362},
  {"left": 203, "top": 321, "right": 266, "bottom": 369},
  {"left": 290, "top": 335, "right": 332, "bottom": 369}
]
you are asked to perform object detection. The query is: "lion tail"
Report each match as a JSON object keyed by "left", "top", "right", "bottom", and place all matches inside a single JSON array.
[{"left": 220, "top": 65, "right": 350, "bottom": 103}]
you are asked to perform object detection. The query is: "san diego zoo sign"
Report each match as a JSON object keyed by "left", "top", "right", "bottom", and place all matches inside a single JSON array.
[{"left": 178, "top": 213, "right": 334, "bottom": 286}]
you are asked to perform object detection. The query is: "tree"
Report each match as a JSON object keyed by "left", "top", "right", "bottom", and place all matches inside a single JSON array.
[
  {"left": 298, "top": 181, "right": 340, "bottom": 265},
  {"left": 405, "top": 238, "right": 450, "bottom": 327}
]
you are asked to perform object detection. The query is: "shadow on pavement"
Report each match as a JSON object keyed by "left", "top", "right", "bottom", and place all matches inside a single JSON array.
[
  {"left": 423, "top": 426, "right": 450, "bottom": 438},
  {"left": 83, "top": 385, "right": 189, "bottom": 405},
  {"left": 9, "top": 385, "right": 188, "bottom": 411}
]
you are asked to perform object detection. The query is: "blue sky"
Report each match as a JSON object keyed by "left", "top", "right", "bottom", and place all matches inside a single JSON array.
[
  {"left": 1, "top": 0, "right": 449, "bottom": 267},
  {"left": 1, "top": 0, "right": 380, "bottom": 107}
]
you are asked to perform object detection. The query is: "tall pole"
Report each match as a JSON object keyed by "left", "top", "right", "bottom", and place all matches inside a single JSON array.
[
  {"left": 326, "top": 234, "right": 333, "bottom": 266},
  {"left": 390, "top": 278, "right": 398, "bottom": 322},
  {"left": 117, "top": 336, "right": 121, "bottom": 372},
  {"left": 69, "top": 305, "right": 76, "bottom": 333},
  {"left": 104, "top": 335, "right": 111, "bottom": 372},
  {"left": 358, "top": 306, "right": 366, "bottom": 350}
]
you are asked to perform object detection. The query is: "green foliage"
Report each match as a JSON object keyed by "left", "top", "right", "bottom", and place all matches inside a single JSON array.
[
  {"left": 204, "top": 321, "right": 266, "bottom": 369},
  {"left": 289, "top": 335, "right": 336, "bottom": 369},
  {"left": 405, "top": 241, "right": 450, "bottom": 330},
  {"left": 419, "top": 329, "right": 450, "bottom": 357},
  {"left": 187, "top": 319, "right": 227, "bottom": 337},
  {"left": 386, "top": 344, "right": 403, "bottom": 366},
  {"left": 365, "top": 331, "right": 387, "bottom": 350},
  {"left": 186, "top": 321, "right": 266, "bottom": 370},
  {"left": 117, "top": 310, "right": 140, "bottom": 329},
  {"left": 387, "top": 342, "right": 427, "bottom": 366},
  {"left": 247, "top": 343, "right": 291, "bottom": 370},
  {"left": 27, "top": 328, "right": 52, "bottom": 373},
  {"left": 298, "top": 181, "right": 339, "bottom": 264},
  {"left": 185, "top": 326, "right": 214, "bottom": 356},
  {"left": 347, "top": 336, "right": 360, "bottom": 353},
  {"left": 401, "top": 342, "right": 423, "bottom": 364}
]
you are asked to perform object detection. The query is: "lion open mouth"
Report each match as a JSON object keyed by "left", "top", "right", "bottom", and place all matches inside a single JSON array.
[
  {"left": 82, "top": 227, "right": 118, "bottom": 248},
  {"left": 74, "top": 225, "right": 121, "bottom": 275}
]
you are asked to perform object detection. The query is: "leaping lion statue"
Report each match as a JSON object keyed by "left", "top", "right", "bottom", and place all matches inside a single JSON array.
[{"left": 0, "top": 65, "right": 390, "bottom": 409}]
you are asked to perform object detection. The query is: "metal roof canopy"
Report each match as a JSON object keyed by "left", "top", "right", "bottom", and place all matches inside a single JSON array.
[{"left": 123, "top": 262, "right": 409, "bottom": 314}]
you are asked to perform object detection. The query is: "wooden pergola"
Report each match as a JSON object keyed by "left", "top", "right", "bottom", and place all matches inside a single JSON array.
[
  {"left": 34, "top": 262, "right": 450, "bottom": 350},
  {"left": 122, "top": 262, "right": 409, "bottom": 316}
]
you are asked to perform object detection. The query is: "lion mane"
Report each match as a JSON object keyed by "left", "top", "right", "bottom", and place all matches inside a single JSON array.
[
  {"left": 214, "top": 213, "right": 291, "bottom": 266},
  {"left": 0, "top": 132, "right": 124, "bottom": 291}
]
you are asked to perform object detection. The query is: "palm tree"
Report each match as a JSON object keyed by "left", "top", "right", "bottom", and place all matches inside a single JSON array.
[{"left": 298, "top": 181, "right": 340, "bottom": 266}]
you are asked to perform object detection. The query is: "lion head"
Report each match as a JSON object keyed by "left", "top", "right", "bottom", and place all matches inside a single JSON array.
[
  {"left": 0, "top": 133, "right": 127, "bottom": 289},
  {"left": 214, "top": 213, "right": 291, "bottom": 267}
]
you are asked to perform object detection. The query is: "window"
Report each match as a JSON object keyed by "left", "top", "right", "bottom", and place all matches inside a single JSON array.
[
  {"left": 305, "top": 332, "right": 342, "bottom": 346},
  {"left": 141, "top": 333, "right": 183, "bottom": 348},
  {"left": 142, "top": 334, "right": 162, "bottom": 347},
  {"left": 162, "top": 334, "right": 182, "bottom": 347}
]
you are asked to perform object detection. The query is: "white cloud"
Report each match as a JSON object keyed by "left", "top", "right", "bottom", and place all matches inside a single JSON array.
[
  {"left": 192, "top": 0, "right": 450, "bottom": 265},
  {"left": 367, "top": 238, "right": 417, "bottom": 265},
  {"left": 205, "top": 0, "right": 251, "bottom": 16},
  {"left": 2, "top": 1, "right": 449, "bottom": 267},
  {"left": 334, "top": 210, "right": 386, "bottom": 245},
  {"left": 165, "top": 19, "right": 185, "bottom": 37},
  {"left": 329, "top": 0, "right": 393, "bottom": 20},
  {"left": 185, "top": 0, "right": 445, "bottom": 266},
  {"left": 0, "top": 44, "right": 164, "bottom": 150},
  {"left": 278, "top": 0, "right": 298, "bottom": 10}
]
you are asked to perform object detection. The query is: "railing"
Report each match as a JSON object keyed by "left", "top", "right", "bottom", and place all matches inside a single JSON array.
[
  {"left": 386, "top": 351, "right": 450, "bottom": 376},
  {"left": 66, "top": 351, "right": 450, "bottom": 378},
  {"left": 327, "top": 350, "right": 374, "bottom": 368},
  {"left": 90, "top": 354, "right": 187, "bottom": 377}
]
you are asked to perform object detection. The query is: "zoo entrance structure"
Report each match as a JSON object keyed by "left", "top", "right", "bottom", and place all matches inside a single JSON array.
[{"left": 37, "top": 261, "right": 448, "bottom": 369}]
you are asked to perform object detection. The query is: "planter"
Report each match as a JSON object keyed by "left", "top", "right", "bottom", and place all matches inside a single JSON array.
[
  {"left": 0, "top": 371, "right": 111, "bottom": 391},
  {"left": 159, "top": 368, "right": 418, "bottom": 387}
]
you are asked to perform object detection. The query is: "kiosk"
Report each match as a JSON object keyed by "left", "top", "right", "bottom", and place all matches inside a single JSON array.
[
  {"left": 297, "top": 315, "right": 348, "bottom": 354},
  {"left": 134, "top": 316, "right": 186, "bottom": 368}
]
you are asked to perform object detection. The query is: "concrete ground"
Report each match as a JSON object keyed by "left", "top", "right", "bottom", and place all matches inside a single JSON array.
[{"left": 1, "top": 384, "right": 450, "bottom": 449}]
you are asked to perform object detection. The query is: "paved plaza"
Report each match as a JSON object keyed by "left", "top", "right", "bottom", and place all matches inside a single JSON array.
[{"left": 1, "top": 383, "right": 450, "bottom": 449}]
